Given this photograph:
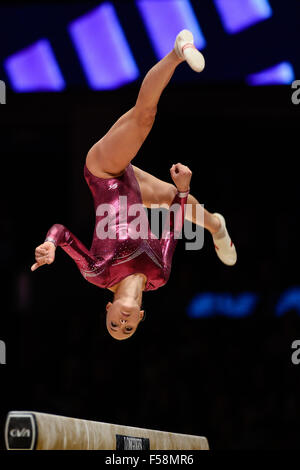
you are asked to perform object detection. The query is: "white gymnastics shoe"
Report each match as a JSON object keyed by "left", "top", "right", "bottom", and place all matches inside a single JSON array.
[
  {"left": 174, "top": 29, "right": 205, "bottom": 72},
  {"left": 212, "top": 213, "right": 237, "bottom": 266}
]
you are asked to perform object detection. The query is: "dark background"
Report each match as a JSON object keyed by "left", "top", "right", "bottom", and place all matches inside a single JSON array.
[{"left": 1, "top": 0, "right": 300, "bottom": 451}]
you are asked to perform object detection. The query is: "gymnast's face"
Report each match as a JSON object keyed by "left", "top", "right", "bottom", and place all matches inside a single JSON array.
[{"left": 106, "top": 299, "right": 144, "bottom": 340}]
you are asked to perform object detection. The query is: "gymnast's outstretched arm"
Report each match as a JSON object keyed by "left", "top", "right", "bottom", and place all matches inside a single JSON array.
[
  {"left": 160, "top": 163, "right": 191, "bottom": 278},
  {"left": 31, "top": 224, "right": 101, "bottom": 276}
]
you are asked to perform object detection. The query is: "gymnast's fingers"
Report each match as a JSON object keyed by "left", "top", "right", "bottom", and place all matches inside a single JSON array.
[
  {"left": 170, "top": 166, "right": 177, "bottom": 179},
  {"left": 35, "top": 249, "right": 47, "bottom": 259},
  {"left": 173, "top": 163, "right": 180, "bottom": 173},
  {"left": 36, "top": 245, "right": 48, "bottom": 253},
  {"left": 31, "top": 262, "right": 40, "bottom": 271}
]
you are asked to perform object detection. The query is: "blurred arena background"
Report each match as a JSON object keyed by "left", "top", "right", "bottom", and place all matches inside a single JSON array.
[{"left": 0, "top": 0, "right": 300, "bottom": 450}]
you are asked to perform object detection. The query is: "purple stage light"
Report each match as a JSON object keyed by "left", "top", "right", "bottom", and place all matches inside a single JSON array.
[
  {"left": 214, "top": 0, "right": 272, "bottom": 34},
  {"left": 136, "top": 0, "right": 206, "bottom": 59},
  {"left": 246, "top": 62, "right": 295, "bottom": 85},
  {"left": 68, "top": 2, "right": 139, "bottom": 90},
  {"left": 4, "top": 39, "right": 65, "bottom": 92}
]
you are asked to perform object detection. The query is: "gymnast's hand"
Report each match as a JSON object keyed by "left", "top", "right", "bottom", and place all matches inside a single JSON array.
[
  {"left": 31, "top": 241, "right": 56, "bottom": 271},
  {"left": 170, "top": 163, "right": 192, "bottom": 193}
]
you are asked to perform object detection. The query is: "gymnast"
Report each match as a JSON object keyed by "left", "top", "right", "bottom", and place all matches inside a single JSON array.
[{"left": 31, "top": 30, "right": 237, "bottom": 340}]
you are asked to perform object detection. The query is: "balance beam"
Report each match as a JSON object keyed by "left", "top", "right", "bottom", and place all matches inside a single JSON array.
[{"left": 5, "top": 411, "right": 209, "bottom": 450}]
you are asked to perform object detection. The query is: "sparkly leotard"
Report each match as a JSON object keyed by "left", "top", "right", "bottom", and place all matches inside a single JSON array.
[{"left": 44, "top": 163, "right": 188, "bottom": 292}]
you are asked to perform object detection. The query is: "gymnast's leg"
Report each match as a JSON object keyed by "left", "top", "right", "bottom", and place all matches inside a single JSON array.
[
  {"left": 133, "top": 167, "right": 237, "bottom": 266},
  {"left": 184, "top": 193, "right": 237, "bottom": 265},
  {"left": 86, "top": 31, "right": 204, "bottom": 177},
  {"left": 131, "top": 166, "right": 222, "bottom": 234},
  {"left": 86, "top": 50, "right": 183, "bottom": 177},
  {"left": 185, "top": 194, "right": 221, "bottom": 233}
]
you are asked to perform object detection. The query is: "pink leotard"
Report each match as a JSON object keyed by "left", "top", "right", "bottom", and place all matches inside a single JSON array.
[{"left": 44, "top": 163, "right": 188, "bottom": 292}]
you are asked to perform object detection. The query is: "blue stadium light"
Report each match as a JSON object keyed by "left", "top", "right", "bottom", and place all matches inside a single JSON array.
[
  {"left": 68, "top": 2, "right": 139, "bottom": 90},
  {"left": 187, "top": 292, "right": 258, "bottom": 318},
  {"left": 187, "top": 293, "right": 215, "bottom": 318},
  {"left": 4, "top": 39, "right": 65, "bottom": 92},
  {"left": 246, "top": 62, "right": 295, "bottom": 85},
  {"left": 275, "top": 288, "right": 300, "bottom": 316},
  {"left": 136, "top": 0, "right": 206, "bottom": 60},
  {"left": 213, "top": 0, "right": 272, "bottom": 34},
  {"left": 216, "top": 292, "right": 258, "bottom": 318}
]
